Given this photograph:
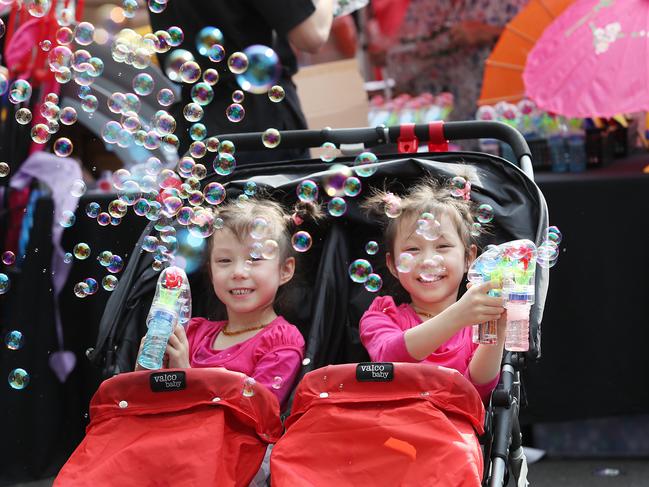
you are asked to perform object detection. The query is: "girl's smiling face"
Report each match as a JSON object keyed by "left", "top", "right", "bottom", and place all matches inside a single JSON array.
[
  {"left": 210, "top": 228, "right": 294, "bottom": 321},
  {"left": 386, "top": 211, "right": 476, "bottom": 314}
]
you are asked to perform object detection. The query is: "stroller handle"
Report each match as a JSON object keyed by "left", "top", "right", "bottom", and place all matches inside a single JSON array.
[{"left": 214, "top": 121, "right": 534, "bottom": 179}]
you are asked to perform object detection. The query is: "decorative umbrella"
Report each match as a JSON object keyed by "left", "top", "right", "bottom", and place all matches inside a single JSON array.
[
  {"left": 479, "top": 0, "right": 575, "bottom": 106},
  {"left": 524, "top": 0, "right": 649, "bottom": 118}
]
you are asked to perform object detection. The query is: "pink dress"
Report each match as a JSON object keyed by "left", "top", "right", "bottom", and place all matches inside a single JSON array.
[
  {"left": 185, "top": 316, "right": 305, "bottom": 410},
  {"left": 359, "top": 295, "right": 499, "bottom": 400}
]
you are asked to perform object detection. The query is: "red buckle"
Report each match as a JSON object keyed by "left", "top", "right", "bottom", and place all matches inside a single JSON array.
[
  {"left": 427, "top": 121, "right": 448, "bottom": 152},
  {"left": 397, "top": 124, "right": 419, "bottom": 153}
]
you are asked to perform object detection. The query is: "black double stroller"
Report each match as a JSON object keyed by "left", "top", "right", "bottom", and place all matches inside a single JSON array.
[{"left": 79, "top": 121, "right": 549, "bottom": 486}]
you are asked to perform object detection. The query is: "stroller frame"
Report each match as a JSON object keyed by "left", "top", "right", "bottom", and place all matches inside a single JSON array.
[{"left": 90, "top": 121, "right": 546, "bottom": 487}]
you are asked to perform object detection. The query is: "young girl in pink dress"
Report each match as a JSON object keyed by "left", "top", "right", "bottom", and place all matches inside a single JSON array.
[
  {"left": 360, "top": 178, "right": 506, "bottom": 400},
  {"left": 136, "top": 197, "right": 319, "bottom": 411}
]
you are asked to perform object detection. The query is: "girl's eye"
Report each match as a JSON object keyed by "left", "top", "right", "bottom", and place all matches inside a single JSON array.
[
  {"left": 216, "top": 259, "right": 231, "bottom": 264},
  {"left": 250, "top": 257, "right": 264, "bottom": 262},
  {"left": 405, "top": 247, "right": 419, "bottom": 252},
  {"left": 438, "top": 244, "right": 452, "bottom": 249}
]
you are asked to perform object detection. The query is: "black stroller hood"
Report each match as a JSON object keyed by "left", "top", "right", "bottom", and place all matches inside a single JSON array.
[{"left": 89, "top": 151, "right": 549, "bottom": 378}]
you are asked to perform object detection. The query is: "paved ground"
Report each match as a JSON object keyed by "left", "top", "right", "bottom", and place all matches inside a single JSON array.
[{"left": 7, "top": 458, "right": 649, "bottom": 486}]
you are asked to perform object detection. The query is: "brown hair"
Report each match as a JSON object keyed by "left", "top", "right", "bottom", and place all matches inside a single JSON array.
[{"left": 203, "top": 196, "right": 322, "bottom": 320}]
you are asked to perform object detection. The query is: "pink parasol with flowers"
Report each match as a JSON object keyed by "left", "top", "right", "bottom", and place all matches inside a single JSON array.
[{"left": 523, "top": 0, "right": 649, "bottom": 118}]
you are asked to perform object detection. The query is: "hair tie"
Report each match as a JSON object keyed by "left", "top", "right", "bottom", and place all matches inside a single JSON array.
[{"left": 462, "top": 182, "right": 472, "bottom": 201}]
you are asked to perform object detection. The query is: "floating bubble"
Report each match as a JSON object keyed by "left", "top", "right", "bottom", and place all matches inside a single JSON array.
[
  {"left": 250, "top": 217, "right": 269, "bottom": 240},
  {"left": 196, "top": 27, "right": 224, "bottom": 56},
  {"left": 227, "top": 51, "right": 248, "bottom": 74},
  {"left": 133, "top": 198, "right": 150, "bottom": 216},
  {"left": 384, "top": 194, "right": 402, "bottom": 219},
  {"left": 164, "top": 49, "right": 195, "bottom": 82},
  {"left": 132, "top": 73, "right": 154, "bottom": 96},
  {"left": 225, "top": 103, "right": 245, "bottom": 123},
  {"left": 189, "top": 141, "right": 206, "bottom": 158},
  {"left": 102, "top": 274, "right": 118, "bottom": 291},
  {"left": 450, "top": 176, "right": 468, "bottom": 198},
  {"left": 73, "top": 243, "right": 91, "bottom": 260},
  {"left": 161, "top": 196, "right": 182, "bottom": 217},
  {"left": 296, "top": 180, "right": 318, "bottom": 203},
  {"left": 243, "top": 181, "right": 258, "bottom": 196},
  {"left": 74, "top": 281, "right": 89, "bottom": 298},
  {"left": 81, "top": 94, "right": 98, "bottom": 112},
  {"left": 327, "top": 197, "right": 347, "bottom": 217},
  {"left": 0, "top": 162, "right": 9, "bottom": 177},
  {"left": 46, "top": 119, "right": 59, "bottom": 134},
  {"left": 231, "top": 89, "right": 245, "bottom": 103},
  {"left": 84, "top": 277, "right": 99, "bottom": 295},
  {"left": 157, "top": 88, "right": 175, "bottom": 106},
  {"left": 470, "top": 222, "right": 482, "bottom": 237},
  {"left": 63, "top": 252, "right": 73, "bottom": 263},
  {"left": 30, "top": 124, "right": 50, "bottom": 144},
  {"left": 0, "top": 18, "right": 5, "bottom": 39},
  {"left": 319, "top": 142, "right": 338, "bottom": 162},
  {"left": 291, "top": 231, "right": 312, "bottom": 252},
  {"left": 547, "top": 226, "right": 562, "bottom": 244},
  {"left": 53, "top": 137, "right": 73, "bottom": 157},
  {"left": 122, "top": 0, "right": 138, "bottom": 17},
  {"left": 236, "top": 45, "right": 280, "bottom": 94},
  {"left": 214, "top": 153, "right": 236, "bottom": 175},
  {"left": 8, "top": 368, "right": 29, "bottom": 390},
  {"left": 143, "top": 235, "right": 159, "bottom": 252},
  {"left": 97, "top": 251, "right": 113, "bottom": 267},
  {"left": 261, "top": 240, "right": 279, "bottom": 260},
  {"left": 261, "top": 128, "right": 280, "bottom": 148},
  {"left": 154, "top": 111, "right": 176, "bottom": 136},
  {"left": 396, "top": 252, "right": 415, "bottom": 273},
  {"left": 271, "top": 376, "right": 283, "bottom": 390},
  {"left": 74, "top": 22, "right": 94, "bottom": 45},
  {"left": 208, "top": 43, "right": 225, "bottom": 62},
  {"left": 191, "top": 82, "right": 214, "bottom": 106},
  {"left": 59, "top": 210, "right": 76, "bottom": 228},
  {"left": 5, "top": 330, "right": 24, "bottom": 350},
  {"left": 203, "top": 182, "right": 226, "bottom": 205},
  {"left": 55, "top": 26, "right": 74, "bottom": 45},
  {"left": 9, "top": 79, "right": 32, "bottom": 104},
  {"left": 183, "top": 102, "right": 204, "bottom": 122},
  {"left": 148, "top": 0, "right": 166, "bottom": 13},
  {"left": 219, "top": 140, "right": 235, "bottom": 155},
  {"left": 97, "top": 212, "right": 111, "bottom": 226},
  {"left": 349, "top": 259, "right": 372, "bottom": 283},
  {"left": 203, "top": 68, "right": 219, "bottom": 85},
  {"left": 176, "top": 207, "right": 194, "bottom": 226},
  {"left": 323, "top": 164, "right": 351, "bottom": 197},
  {"left": 2, "top": 251, "right": 15, "bottom": 265},
  {"left": 179, "top": 61, "right": 201, "bottom": 83},
  {"left": 364, "top": 273, "right": 383, "bottom": 292},
  {"left": 416, "top": 213, "right": 442, "bottom": 241},
  {"left": 419, "top": 256, "right": 445, "bottom": 281},
  {"left": 40, "top": 101, "right": 59, "bottom": 120},
  {"left": 40, "top": 39, "right": 52, "bottom": 51},
  {"left": 343, "top": 177, "right": 362, "bottom": 197},
  {"left": 27, "top": 0, "right": 51, "bottom": 18},
  {"left": 0, "top": 74, "right": 7, "bottom": 96},
  {"left": 249, "top": 241, "right": 263, "bottom": 259},
  {"left": 108, "top": 199, "right": 128, "bottom": 218},
  {"left": 0, "top": 273, "right": 9, "bottom": 294},
  {"left": 59, "top": 106, "right": 77, "bottom": 125},
  {"left": 70, "top": 179, "right": 87, "bottom": 197},
  {"left": 268, "top": 85, "right": 285, "bottom": 103},
  {"left": 476, "top": 204, "right": 494, "bottom": 224},
  {"left": 108, "top": 255, "right": 124, "bottom": 274},
  {"left": 167, "top": 26, "right": 184, "bottom": 46},
  {"left": 15, "top": 108, "right": 32, "bottom": 125},
  {"left": 188, "top": 209, "right": 216, "bottom": 239},
  {"left": 365, "top": 241, "right": 379, "bottom": 255},
  {"left": 242, "top": 376, "right": 256, "bottom": 397}
]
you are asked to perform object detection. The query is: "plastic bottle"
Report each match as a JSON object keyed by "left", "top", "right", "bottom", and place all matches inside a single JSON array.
[
  {"left": 504, "top": 292, "right": 532, "bottom": 352},
  {"left": 137, "top": 266, "right": 191, "bottom": 370}
]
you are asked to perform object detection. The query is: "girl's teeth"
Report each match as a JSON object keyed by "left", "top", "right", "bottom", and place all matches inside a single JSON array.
[{"left": 231, "top": 289, "right": 252, "bottom": 295}]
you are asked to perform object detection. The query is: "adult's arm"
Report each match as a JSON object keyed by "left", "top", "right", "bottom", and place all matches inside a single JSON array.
[{"left": 288, "top": 0, "right": 335, "bottom": 53}]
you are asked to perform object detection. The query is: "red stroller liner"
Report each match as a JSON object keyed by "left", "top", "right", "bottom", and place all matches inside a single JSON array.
[
  {"left": 271, "top": 363, "right": 485, "bottom": 487},
  {"left": 55, "top": 368, "right": 282, "bottom": 486}
]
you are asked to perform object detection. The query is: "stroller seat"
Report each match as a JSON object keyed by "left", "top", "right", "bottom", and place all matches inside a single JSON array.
[
  {"left": 55, "top": 368, "right": 282, "bottom": 487},
  {"left": 271, "top": 362, "right": 486, "bottom": 487}
]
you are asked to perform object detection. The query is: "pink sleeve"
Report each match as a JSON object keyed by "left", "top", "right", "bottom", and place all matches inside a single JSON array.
[
  {"left": 252, "top": 348, "right": 303, "bottom": 410},
  {"left": 465, "top": 367, "right": 500, "bottom": 402},
  {"left": 359, "top": 296, "right": 416, "bottom": 363},
  {"left": 184, "top": 317, "right": 205, "bottom": 353}
]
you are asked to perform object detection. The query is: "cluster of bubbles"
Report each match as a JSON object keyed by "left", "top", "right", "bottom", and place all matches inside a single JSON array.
[
  {"left": 348, "top": 259, "right": 382, "bottom": 293},
  {"left": 537, "top": 226, "right": 562, "bottom": 269}
]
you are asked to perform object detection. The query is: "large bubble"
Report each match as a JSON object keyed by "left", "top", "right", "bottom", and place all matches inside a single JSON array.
[{"left": 235, "top": 45, "right": 281, "bottom": 94}]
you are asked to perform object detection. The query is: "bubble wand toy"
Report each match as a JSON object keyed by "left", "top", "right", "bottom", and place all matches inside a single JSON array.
[{"left": 137, "top": 266, "right": 192, "bottom": 370}]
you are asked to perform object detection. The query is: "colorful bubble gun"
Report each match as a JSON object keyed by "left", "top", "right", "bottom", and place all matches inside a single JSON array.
[
  {"left": 137, "top": 266, "right": 192, "bottom": 370},
  {"left": 467, "top": 245, "right": 502, "bottom": 345}
]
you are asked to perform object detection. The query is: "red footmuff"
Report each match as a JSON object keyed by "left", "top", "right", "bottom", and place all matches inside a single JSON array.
[
  {"left": 271, "top": 362, "right": 485, "bottom": 487},
  {"left": 55, "top": 368, "right": 282, "bottom": 486}
]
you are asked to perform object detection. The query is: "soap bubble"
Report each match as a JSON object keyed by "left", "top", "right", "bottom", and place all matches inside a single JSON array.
[
  {"left": 547, "top": 226, "right": 562, "bottom": 244},
  {"left": 148, "top": 0, "right": 166, "bottom": 13},
  {"left": 227, "top": 51, "right": 249, "bottom": 74},
  {"left": 219, "top": 140, "right": 235, "bottom": 154},
  {"left": 208, "top": 43, "right": 225, "bottom": 62},
  {"left": 102, "top": 275, "right": 118, "bottom": 291},
  {"left": 27, "top": 0, "right": 51, "bottom": 18},
  {"left": 365, "top": 241, "right": 379, "bottom": 255},
  {"left": 450, "top": 176, "right": 468, "bottom": 198},
  {"left": 70, "top": 179, "right": 87, "bottom": 197},
  {"left": 15, "top": 108, "right": 33, "bottom": 125},
  {"left": 132, "top": 73, "right": 154, "bottom": 96},
  {"left": 236, "top": 44, "right": 280, "bottom": 94},
  {"left": 122, "top": 0, "right": 138, "bottom": 17},
  {"left": 157, "top": 88, "right": 175, "bottom": 106},
  {"left": 231, "top": 89, "right": 245, "bottom": 103},
  {"left": 74, "top": 281, "right": 89, "bottom": 298},
  {"left": 5, "top": 330, "right": 24, "bottom": 350},
  {"left": 327, "top": 197, "right": 347, "bottom": 217},
  {"left": 343, "top": 177, "right": 362, "bottom": 197},
  {"left": 416, "top": 213, "right": 442, "bottom": 241},
  {"left": 396, "top": 252, "right": 415, "bottom": 273},
  {"left": 59, "top": 106, "right": 77, "bottom": 125},
  {"left": 84, "top": 277, "right": 99, "bottom": 295},
  {"left": 183, "top": 102, "right": 204, "bottom": 122},
  {"left": 384, "top": 195, "right": 402, "bottom": 218},
  {"left": 108, "top": 255, "right": 124, "bottom": 274},
  {"left": 53, "top": 137, "right": 73, "bottom": 157},
  {"left": 262, "top": 240, "right": 279, "bottom": 260},
  {"left": 319, "top": 142, "right": 338, "bottom": 162},
  {"left": 196, "top": 27, "right": 224, "bottom": 56},
  {"left": 268, "top": 85, "right": 285, "bottom": 103},
  {"left": 9, "top": 79, "right": 32, "bottom": 103},
  {"left": 272, "top": 376, "right": 283, "bottom": 390},
  {"left": 180, "top": 61, "right": 201, "bottom": 83},
  {"left": 202, "top": 183, "right": 226, "bottom": 206},
  {"left": 250, "top": 217, "right": 269, "bottom": 240},
  {"left": 8, "top": 368, "right": 29, "bottom": 390},
  {"left": 73, "top": 243, "right": 91, "bottom": 260},
  {"left": 56, "top": 26, "right": 74, "bottom": 45},
  {"left": 97, "top": 251, "right": 113, "bottom": 267},
  {"left": 364, "top": 273, "right": 383, "bottom": 292},
  {"left": 188, "top": 209, "right": 216, "bottom": 239},
  {"left": 0, "top": 273, "right": 9, "bottom": 294},
  {"left": 297, "top": 180, "right": 318, "bottom": 203},
  {"left": 81, "top": 94, "right": 98, "bottom": 113},
  {"left": 40, "top": 39, "right": 52, "bottom": 51},
  {"left": 31, "top": 124, "right": 50, "bottom": 144},
  {"left": 59, "top": 210, "right": 76, "bottom": 227},
  {"left": 291, "top": 231, "right": 312, "bottom": 252},
  {"left": 323, "top": 164, "right": 351, "bottom": 197},
  {"left": 2, "top": 251, "right": 15, "bottom": 265},
  {"left": 203, "top": 68, "right": 220, "bottom": 85},
  {"left": 476, "top": 204, "right": 494, "bottom": 224},
  {"left": 64, "top": 252, "right": 73, "bottom": 263},
  {"left": 225, "top": 103, "right": 245, "bottom": 123},
  {"left": 97, "top": 212, "right": 111, "bottom": 226},
  {"left": 242, "top": 376, "right": 256, "bottom": 397},
  {"left": 349, "top": 259, "right": 372, "bottom": 283},
  {"left": 0, "top": 162, "right": 8, "bottom": 177},
  {"left": 167, "top": 25, "right": 184, "bottom": 46},
  {"left": 108, "top": 199, "right": 128, "bottom": 218},
  {"left": 143, "top": 236, "right": 159, "bottom": 252},
  {"left": 262, "top": 128, "right": 280, "bottom": 148},
  {"left": 419, "top": 256, "right": 446, "bottom": 280},
  {"left": 74, "top": 22, "right": 94, "bottom": 45},
  {"left": 214, "top": 153, "right": 236, "bottom": 175},
  {"left": 164, "top": 49, "right": 194, "bottom": 82},
  {"left": 191, "top": 82, "right": 214, "bottom": 106},
  {"left": 85, "top": 202, "right": 100, "bottom": 217}
]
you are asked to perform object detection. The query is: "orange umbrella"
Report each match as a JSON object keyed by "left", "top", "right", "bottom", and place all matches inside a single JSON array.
[{"left": 478, "top": 0, "right": 575, "bottom": 106}]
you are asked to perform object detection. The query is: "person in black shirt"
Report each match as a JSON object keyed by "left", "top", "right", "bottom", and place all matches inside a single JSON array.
[{"left": 149, "top": 0, "right": 334, "bottom": 164}]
